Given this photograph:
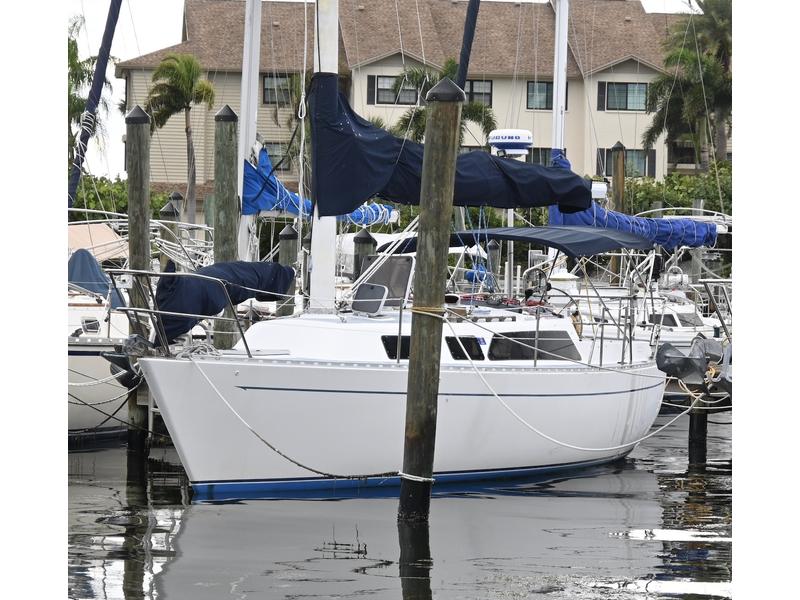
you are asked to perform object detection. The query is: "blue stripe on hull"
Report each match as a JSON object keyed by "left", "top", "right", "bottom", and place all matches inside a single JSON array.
[{"left": 190, "top": 453, "right": 632, "bottom": 501}]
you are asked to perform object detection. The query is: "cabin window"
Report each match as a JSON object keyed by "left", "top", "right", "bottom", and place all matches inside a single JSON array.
[
  {"left": 81, "top": 317, "right": 101, "bottom": 334},
  {"left": 606, "top": 82, "right": 647, "bottom": 111},
  {"left": 382, "top": 335, "right": 411, "bottom": 359},
  {"left": 488, "top": 330, "right": 581, "bottom": 361},
  {"left": 445, "top": 336, "right": 485, "bottom": 361},
  {"left": 263, "top": 75, "right": 291, "bottom": 106},
  {"left": 465, "top": 79, "right": 493, "bottom": 106},
  {"left": 526, "top": 81, "right": 568, "bottom": 110},
  {"left": 375, "top": 76, "right": 417, "bottom": 105},
  {"left": 677, "top": 312, "right": 705, "bottom": 327},
  {"left": 648, "top": 314, "right": 678, "bottom": 327}
]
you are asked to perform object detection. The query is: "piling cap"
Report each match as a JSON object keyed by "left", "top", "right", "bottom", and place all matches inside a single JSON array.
[
  {"left": 611, "top": 141, "right": 626, "bottom": 152},
  {"left": 302, "top": 231, "right": 313, "bottom": 248},
  {"left": 125, "top": 105, "right": 150, "bottom": 125},
  {"left": 279, "top": 224, "right": 298, "bottom": 240},
  {"left": 487, "top": 239, "right": 500, "bottom": 250},
  {"left": 353, "top": 228, "right": 376, "bottom": 244},
  {"left": 425, "top": 77, "right": 466, "bottom": 103},
  {"left": 215, "top": 104, "right": 238, "bottom": 122}
]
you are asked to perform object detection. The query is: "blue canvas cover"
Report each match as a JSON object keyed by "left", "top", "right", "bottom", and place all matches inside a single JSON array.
[
  {"left": 242, "top": 147, "right": 397, "bottom": 226},
  {"left": 309, "top": 73, "right": 592, "bottom": 217},
  {"left": 546, "top": 149, "right": 716, "bottom": 250},
  {"left": 155, "top": 261, "right": 295, "bottom": 342},
  {"left": 548, "top": 201, "right": 718, "bottom": 250},
  {"left": 68, "top": 248, "right": 125, "bottom": 309}
]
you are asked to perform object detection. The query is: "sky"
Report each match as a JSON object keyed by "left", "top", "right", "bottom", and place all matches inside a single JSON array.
[{"left": 66, "top": 0, "right": 699, "bottom": 180}]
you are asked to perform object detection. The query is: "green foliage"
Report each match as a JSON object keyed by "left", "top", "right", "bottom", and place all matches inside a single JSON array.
[
  {"left": 625, "top": 161, "right": 732, "bottom": 215},
  {"left": 68, "top": 15, "right": 113, "bottom": 167},
  {"left": 68, "top": 174, "right": 170, "bottom": 220}
]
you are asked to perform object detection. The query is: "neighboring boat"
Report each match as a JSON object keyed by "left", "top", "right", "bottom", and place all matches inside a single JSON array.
[{"left": 68, "top": 248, "right": 131, "bottom": 441}]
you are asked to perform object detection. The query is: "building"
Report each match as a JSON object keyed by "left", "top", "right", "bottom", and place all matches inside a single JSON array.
[{"left": 116, "top": 0, "right": 707, "bottom": 221}]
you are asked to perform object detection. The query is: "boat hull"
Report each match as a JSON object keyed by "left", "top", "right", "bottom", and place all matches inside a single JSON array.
[
  {"left": 140, "top": 356, "right": 665, "bottom": 499},
  {"left": 68, "top": 339, "right": 128, "bottom": 439}
]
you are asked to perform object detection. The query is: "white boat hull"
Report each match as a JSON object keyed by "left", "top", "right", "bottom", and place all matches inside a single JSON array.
[{"left": 140, "top": 355, "right": 665, "bottom": 499}]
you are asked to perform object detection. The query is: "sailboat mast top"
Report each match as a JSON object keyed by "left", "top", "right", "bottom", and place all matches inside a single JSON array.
[{"left": 551, "top": 0, "right": 569, "bottom": 152}]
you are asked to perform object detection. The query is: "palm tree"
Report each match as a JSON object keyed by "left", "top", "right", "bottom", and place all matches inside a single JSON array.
[
  {"left": 642, "top": 0, "right": 731, "bottom": 165},
  {"left": 68, "top": 15, "right": 112, "bottom": 168},
  {"left": 144, "top": 53, "right": 215, "bottom": 225},
  {"left": 390, "top": 59, "right": 497, "bottom": 144}
]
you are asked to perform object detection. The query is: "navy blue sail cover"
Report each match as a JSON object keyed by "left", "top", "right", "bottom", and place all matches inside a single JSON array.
[
  {"left": 309, "top": 73, "right": 592, "bottom": 217},
  {"left": 68, "top": 248, "right": 125, "bottom": 308},
  {"left": 376, "top": 226, "right": 654, "bottom": 258},
  {"left": 155, "top": 261, "right": 295, "bottom": 342}
]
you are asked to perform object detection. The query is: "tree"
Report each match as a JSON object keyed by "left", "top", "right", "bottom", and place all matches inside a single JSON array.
[
  {"left": 144, "top": 53, "right": 215, "bottom": 226},
  {"left": 68, "top": 15, "right": 113, "bottom": 169},
  {"left": 642, "top": 0, "right": 731, "bottom": 165},
  {"left": 390, "top": 59, "right": 497, "bottom": 144}
]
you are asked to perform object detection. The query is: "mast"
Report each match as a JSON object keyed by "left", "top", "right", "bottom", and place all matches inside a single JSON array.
[
  {"left": 308, "top": 0, "right": 339, "bottom": 312},
  {"left": 236, "top": 0, "right": 263, "bottom": 260},
  {"left": 67, "top": 0, "right": 123, "bottom": 207},
  {"left": 547, "top": 0, "right": 569, "bottom": 268}
]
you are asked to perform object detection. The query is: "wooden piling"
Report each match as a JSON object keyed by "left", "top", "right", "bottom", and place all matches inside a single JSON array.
[
  {"left": 277, "top": 224, "right": 298, "bottom": 317},
  {"left": 610, "top": 141, "right": 625, "bottom": 284},
  {"left": 353, "top": 228, "right": 377, "bottom": 280},
  {"left": 213, "top": 105, "right": 239, "bottom": 349},
  {"left": 397, "top": 520, "right": 433, "bottom": 600},
  {"left": 688, "top": 409, "right": 708, "bottom": 466},
  {"left": 125, "top": 105, "right": 152, "bottom": 455},
  {"left": 487, "top": 239, "right": 501, "bottom": 289},
  {"left": 158, "top": 192, "right": 182, "bottom": 272},
  {"left": 398, "top": 78, "right": 464, "bottom": 523}
]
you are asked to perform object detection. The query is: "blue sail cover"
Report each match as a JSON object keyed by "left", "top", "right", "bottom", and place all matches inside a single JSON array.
[
  {"left": 68, "top": 248, "right": 125, "bottom": 309},
  {"left": 546, "top": 149, "right": 716, "bottom": 250},
  {"left": 548, "top": 202, "right": 717, "bottom": 251},
  {"left": 155, "top": 261, "right": 295, "bottom": 342},
  {"left": 242, "top": 147, "right": 397, "bottom": 226},
  {"left": 309, "top": 73, "right": 592, "bottom": 217}
]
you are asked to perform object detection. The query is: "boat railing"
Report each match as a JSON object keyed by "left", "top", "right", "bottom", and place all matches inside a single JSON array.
[{"left": 107, "top": 269, "right": 254, "bottom": 358}]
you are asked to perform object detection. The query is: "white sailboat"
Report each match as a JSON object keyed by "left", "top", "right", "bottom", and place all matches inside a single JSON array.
[{"left": 135, "top": 0, "right": 667, "bottom": 499}]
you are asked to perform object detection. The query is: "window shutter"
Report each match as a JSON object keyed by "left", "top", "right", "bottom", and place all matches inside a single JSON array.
[
  {"left": 647, "top": 149, "right": 656, "bottom": 178},
  {"left": 367, "top": 75, "right": 375, "bottom": 105},
  {"left": 596, "top": 148, "right": 605, "bottom": 177},
  {"left": 597, "top": 81, "right": 606, "bottom": 111}
]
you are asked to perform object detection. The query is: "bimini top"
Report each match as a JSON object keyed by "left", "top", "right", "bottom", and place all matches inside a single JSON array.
[
  {"left": 376, "top": 226, "right": 654, "bottom": 258},
  {"left": 309, "top": 73, "right": 591, "bottom": 217}
]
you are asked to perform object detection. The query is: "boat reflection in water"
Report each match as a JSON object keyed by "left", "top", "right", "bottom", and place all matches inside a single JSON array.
[{"left": 67, "top": 415, "right": 731, "bottom": 599}]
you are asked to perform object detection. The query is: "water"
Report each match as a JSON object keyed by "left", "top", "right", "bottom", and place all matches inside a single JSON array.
[{"left": 68, "top": 413, "right": 731, "bottom": 599}]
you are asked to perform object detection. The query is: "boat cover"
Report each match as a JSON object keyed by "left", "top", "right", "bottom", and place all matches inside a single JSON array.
[
  {"left": 548, "top": 201, "right": 717, "bottom": 250},
  {"left": 242, "top": 147, "right": 397, "bottom": 226},
  {"left": 155, "top": 261, "right": 295, "bottom": 342},
  {"left": 309, "top": 73, "right": 592, "bottom": 217},
  {"left": 68, "top": 248, "right": 125, "bottom": 308},
  {"left": 376, "top": 226, "right": 654, "bottom": 258}
]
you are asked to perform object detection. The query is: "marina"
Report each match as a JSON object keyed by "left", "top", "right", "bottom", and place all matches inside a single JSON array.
[{"left": 47, "top": 0, "right": 772, "bottom": 597}]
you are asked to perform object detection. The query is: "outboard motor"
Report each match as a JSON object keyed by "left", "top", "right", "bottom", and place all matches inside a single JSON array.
[{"left": 656, "top": 336, "right": 731, "bottom": 395}]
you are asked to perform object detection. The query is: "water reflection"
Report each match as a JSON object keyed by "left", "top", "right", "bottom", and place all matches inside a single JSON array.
[{"left": 68, "top": 414, "right": 732, "bottom": 599}]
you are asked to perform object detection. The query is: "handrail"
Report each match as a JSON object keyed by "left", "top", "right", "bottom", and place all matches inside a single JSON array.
[{"left": 107, "top": 269, "right": 253, "bottom": 358}]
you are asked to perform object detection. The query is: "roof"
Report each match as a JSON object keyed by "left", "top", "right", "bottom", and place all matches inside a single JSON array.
[
  {"left": 68, "top": 223, "right": 129, "bottom": 261},
  {"left": 117, "top": 0, "right": 675, "bottom": 79}
]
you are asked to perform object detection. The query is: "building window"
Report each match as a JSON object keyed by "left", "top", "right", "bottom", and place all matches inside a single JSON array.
[
  {"left": 599, "top": 148, "right": 655, "bottom": 178},
  {"left": 465, "top": 79, "right": 492, "bottom": 106},
  {"left": 526, "top": 82, "right": 568, "bottom": 111},
  {"left": 373, "top": 75, "right": 417, "bottom": 105},
  {"left": 263, "top": 142, "right": 291, "bottom": 171},
  {"left": 263, "top": 75, "right": 291, "bottom": 106},
  {"left": 605, "top": 82, "right": 647, "bottom": 111}
]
